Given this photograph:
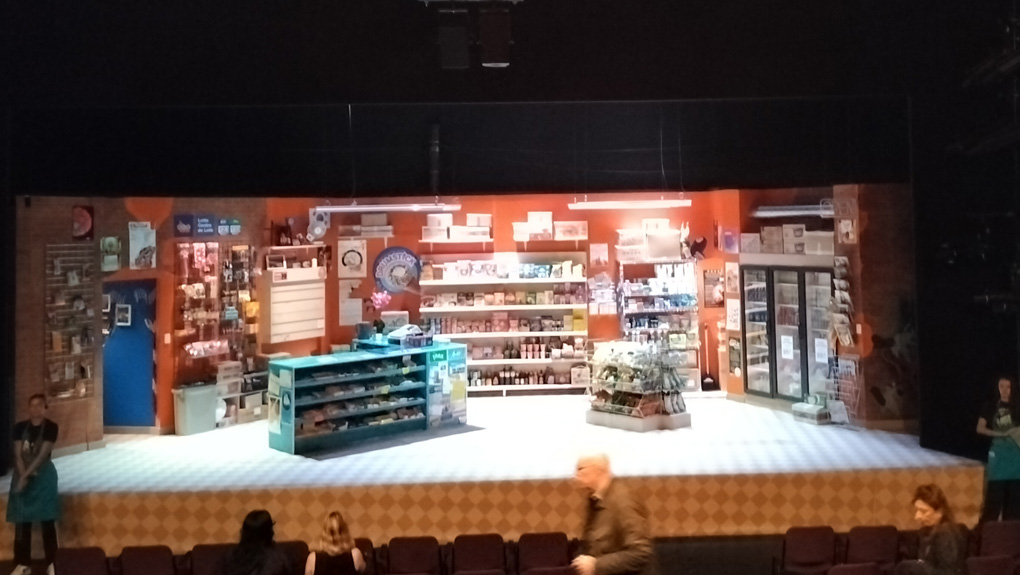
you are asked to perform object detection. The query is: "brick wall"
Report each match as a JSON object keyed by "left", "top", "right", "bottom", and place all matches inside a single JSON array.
[
  {"left": 832, "top": 183, "right": 917, "bottom": 423},
  {"left": 15, "top": 197, "right": 107, "bottom": 449}
]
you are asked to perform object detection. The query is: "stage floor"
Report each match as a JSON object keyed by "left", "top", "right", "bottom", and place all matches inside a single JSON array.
[
  {"left": 0, "top": 396, "right": 986, "bottom": 558},
  {"left": 3, "top": 395, "right": 978, "bottom": 493}
]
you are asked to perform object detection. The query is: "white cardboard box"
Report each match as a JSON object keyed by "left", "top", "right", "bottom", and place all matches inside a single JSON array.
[
  {"left": 642, "top": 218, "right": 670, "bottom": 232},
  {"left": 361, "top": 214, "right": 388, "bottom": 227},
  {"left": 527, "top": 212, "right": 553, "bottom": 234},
  {"left": 427, "top": 213, "right": 454, "bottom": 228},
  {"left": 449, "top": 226, "right": 491, "bottom": 240},
  {"left": 740, "top": 233, "right": 761, "bottom": 253},
  {"left": 466, "top": 213, "right": 493, "bottom": 227},
  {"left": 782, "top": 224, "right": 806, "bottom": 239},
  {"left": 554, "top": 221, "right": 589, "bottom": 240},
  {"left": 422, "top": 226, "right": 448, "bottom": 240}
]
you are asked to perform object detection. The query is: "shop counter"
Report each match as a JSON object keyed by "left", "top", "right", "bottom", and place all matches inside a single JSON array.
[{"left": 267, "top": 342, "right": 467, "bottom": 455}]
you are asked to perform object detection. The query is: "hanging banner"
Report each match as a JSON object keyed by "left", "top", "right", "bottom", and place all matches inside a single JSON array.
[{"left": 373, "top": 247, "right": 420, "bottom": 293}]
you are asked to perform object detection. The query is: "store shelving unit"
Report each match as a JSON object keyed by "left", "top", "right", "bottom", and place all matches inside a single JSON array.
[
  {"left": 172, "top": 240, "right": 269, "bottom": 428},
  {"left": 267, "top": 342, "right": 467, "bottom": 454},
  {"left": 617, "top": 258, "right": 702, "bottom": 390},
  {"left": 418, "top": 251, "right": 590, "bottom": 395},
  {"left": 44, "top": 244, "right": 98, "bottom": 402},
  {"left": 438, "top": 330, "right": 588, "bottom": 340}
]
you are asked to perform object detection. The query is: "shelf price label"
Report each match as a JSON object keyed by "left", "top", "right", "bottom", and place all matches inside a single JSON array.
[
  {"left": 402, "top": 367, "right": 410, "bottom": 375},
  {"left": 380, "top": 385, "right": 390, "bottom": 394}
]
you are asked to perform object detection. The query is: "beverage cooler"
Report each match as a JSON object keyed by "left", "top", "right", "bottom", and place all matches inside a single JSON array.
[{"left": 741, "top": 266, "right": 832, "bottom": 401}]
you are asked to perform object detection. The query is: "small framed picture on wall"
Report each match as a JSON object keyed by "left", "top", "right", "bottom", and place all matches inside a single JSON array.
[{"left": 115, "top": 304, "right": 132, "bottom": 326}]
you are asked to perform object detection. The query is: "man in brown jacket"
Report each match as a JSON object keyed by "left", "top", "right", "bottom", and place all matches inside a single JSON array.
[{"left": 571, "top": 454, "right": 658, "bottom": 575}]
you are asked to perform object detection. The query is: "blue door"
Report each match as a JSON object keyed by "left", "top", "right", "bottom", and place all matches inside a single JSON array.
[{"left": 103, "top": 280, "right": 156, "bottom": 427}]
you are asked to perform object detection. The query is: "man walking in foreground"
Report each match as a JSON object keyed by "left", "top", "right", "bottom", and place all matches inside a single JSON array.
[{"left": 572, "top": 454, "right": 658, "bottom": 575}]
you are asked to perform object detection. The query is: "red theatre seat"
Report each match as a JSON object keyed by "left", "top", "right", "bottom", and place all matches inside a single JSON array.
[
  {"left": 845, "top": 526, "right": 899, "bottom": 574},
  {"left": 120, "top": 545, "right": 176, "bottom": 575},
  {"left": 388, "top": 536, "right": 441, "bottom": 575},
  {"left": 780, "top": 526, "right": 836, "bottom": 575},
  {"left": 968, "top": 555, "right": 1017, "bottom": 575},
  {"left": 190, "top": 543, "right": 235, "bottom": 575},
  {"left": 517, "top": 532, "right": 573, "bottom": 575},
  {"left": 453, "top": 533, "right": 507, "bottom": 575},
  {"left": 54, "top": 547, "right": 109, "bottom": 575}
]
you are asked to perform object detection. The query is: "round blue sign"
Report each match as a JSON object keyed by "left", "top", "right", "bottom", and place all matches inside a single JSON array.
[{"left": 373, "top": 247, "right": 421, "bottom": 294}]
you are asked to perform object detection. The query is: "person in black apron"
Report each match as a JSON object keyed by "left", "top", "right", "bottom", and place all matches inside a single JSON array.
[
  {"left": 977, "top": 376, "right": 1020, "bottom": 522},
  {"left": 7, "top": 394, "right": 61, "bottom": 575}
]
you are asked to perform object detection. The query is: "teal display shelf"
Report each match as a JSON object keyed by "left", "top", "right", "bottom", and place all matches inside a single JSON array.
[{"left": 267, "top": 342, "right": 467, "bottom": 455}]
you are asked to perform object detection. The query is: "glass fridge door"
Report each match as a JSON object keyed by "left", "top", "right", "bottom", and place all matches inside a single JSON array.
[
  {"left": 772, "top": 270, "right": 803, "bottom": 399},
  {"left": 742, "top": 268, "right": 771, "bottom": 395},
  {"left": 804, "top": 270, "right": 833, "bottom": 396}
]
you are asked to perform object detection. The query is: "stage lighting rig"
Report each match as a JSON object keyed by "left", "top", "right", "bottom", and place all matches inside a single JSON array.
[{"left": 418, "top": 0, "right": 520, "bottom": 69}]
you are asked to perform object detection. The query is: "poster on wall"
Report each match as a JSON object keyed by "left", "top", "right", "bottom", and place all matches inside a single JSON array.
[
  {"left": 374, "top": 247, "right": 420, "bottom": 293},
  {"left": 72, "top": 206, "right": 94, "bottom": 240},
  {"left": 173, "top": 215, "right": 195, "bottom": 237},
  {"left": 728, "top": 337, "right": 742, "bottom": 375},
  {"left": 195, "top": 215, "right": 216, "bottom": 237},
  {"left": 838, "top": 219, "right": 858, "bottom": 244},
  {"left": 703, "top": 269, "right": 724, "bottom": 308},
  {"left": 724, "top": 262, "right": 740, "bottom": 294},
  {"left": 725, "top": 298, "right": 741, "bottom": 331},
  {"left": 780, "top": 335, "right": 794, "bottom": 360},
  {"left": 722, "top": 230, "right": 739, "bottom": 254},
  {"left": 128, "top": 222, "right": 156, "bottom": 270},
  {"left": 218, "top": 218, "right": 242, "bottom": 236},
  {"left": 338, "top": 239, "right": 367, "bottom": 278},
  {"left": 590, "top": 243, "right": 609, "bottom": 267},
  {"left": 100, "top": 236, "right": 122, "bottom": 272}
]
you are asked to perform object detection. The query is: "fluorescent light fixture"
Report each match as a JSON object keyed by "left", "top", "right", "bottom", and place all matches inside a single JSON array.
[
  {"left": 752, "top": 205, "right": 834, "bottom": 219},
  {"left": 568, "top": 198, "right": 692, "bottom": 210},
  {"left": 314, "top": 203, "right": 461, "bottom": 213}
]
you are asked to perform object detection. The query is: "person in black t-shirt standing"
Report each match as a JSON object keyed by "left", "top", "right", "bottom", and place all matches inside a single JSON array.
[
  {"left": 7, "top": 393, "right": 61, "bottom": 575},
  {"left": 977, "top": 376, "right": 1020, "bottom": 522}
]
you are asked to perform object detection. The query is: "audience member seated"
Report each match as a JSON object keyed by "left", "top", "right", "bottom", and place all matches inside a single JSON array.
[
  {"left": 305, "top": 511, "right": 366, "bottom": 575},
  {"left": 894, "top": 485, "right": 967, "bottom": 575},
  {"left": 222, "top": 510, "right": 294, "bottom": 575}
]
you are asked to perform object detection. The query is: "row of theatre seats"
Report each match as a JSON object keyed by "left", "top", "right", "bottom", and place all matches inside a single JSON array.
[
  {"left": 54, "top": 532, "right": 581, "bottom": 575},
  {"left": 779, "top": 520, "right": 1020, "bottom": 575},
  {"left": 49, "top": 520, "right": 1020, "bottom": 575}
]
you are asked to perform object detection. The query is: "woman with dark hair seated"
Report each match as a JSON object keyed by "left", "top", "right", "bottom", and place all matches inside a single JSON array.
[
  {"left": 222, "top": 510, "right": 293, "bottom": 575},
  {"left": 894, "top": 484, "right": 967, "bottom": 575}
]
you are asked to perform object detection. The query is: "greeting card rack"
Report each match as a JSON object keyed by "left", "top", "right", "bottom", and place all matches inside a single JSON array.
[{"left": 44, "top": 244, "right": 98, "bottom": 402}]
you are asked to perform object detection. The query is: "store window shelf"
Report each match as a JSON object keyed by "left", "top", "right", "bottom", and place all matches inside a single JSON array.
[
  {"left": 466, "top": 358, "right": 585, "bottom": 367},
  {"left": 299, "top": 398, "right": 427, "bottom": 423},
  {"left": 294, "top": 365, "right": 426, "bottom": 389},
  {"left": 295, "top": 415, "right": 427, "bottom": 444},
  {"left": 295, "top": 382, "right": 427, "bottom": 407},
  {"left": 420, "top": 278, "right": 587, "bottom": 287},
  {"left": 420, "top": 304, "right": 586, "bottom": 313},
  {"left": 437, "top": 330, "right": 588, "bottom": 340}
]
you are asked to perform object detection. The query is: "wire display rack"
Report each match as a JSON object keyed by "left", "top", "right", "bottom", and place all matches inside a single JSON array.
[{"left": 826, "top": 354, "right": 861, "bottom": 429}]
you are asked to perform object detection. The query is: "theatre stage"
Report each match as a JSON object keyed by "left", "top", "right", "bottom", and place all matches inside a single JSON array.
[{"left": 0, "top": 396, "right": 983, "bottom": 558}]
